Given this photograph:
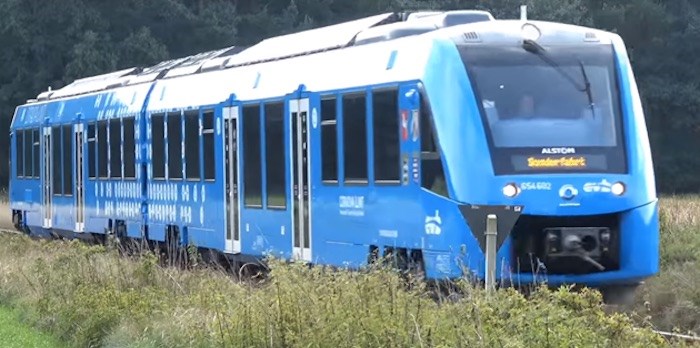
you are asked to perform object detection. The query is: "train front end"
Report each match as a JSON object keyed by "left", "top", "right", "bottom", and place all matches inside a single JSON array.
[{"left": 420, "top": 19, "right": 658, "bottom": 298}]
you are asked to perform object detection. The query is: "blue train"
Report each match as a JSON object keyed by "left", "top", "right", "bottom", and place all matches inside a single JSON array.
[{"left": 8, "top": 9, "right": 659, "bottom": 302}]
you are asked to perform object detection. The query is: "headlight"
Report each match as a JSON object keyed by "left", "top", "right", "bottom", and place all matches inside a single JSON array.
[
  {"left": 502, "top": 183, "right": 520, "bottom": 198},
  {"left": 611, "top": 182, "right": 626, "bottom": 196}
]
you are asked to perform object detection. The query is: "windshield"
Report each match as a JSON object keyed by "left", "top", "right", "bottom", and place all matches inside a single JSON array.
[{"left": 458, "top": 44, "right": 627, "bottom": 174}]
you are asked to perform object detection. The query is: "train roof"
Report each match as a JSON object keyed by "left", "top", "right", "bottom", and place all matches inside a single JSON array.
[
  {"left": 24, "top": 10, "right": 497, "bottom": 103},
  {"left": 15, "top": 9, "right": 619, "bottom": 117}
]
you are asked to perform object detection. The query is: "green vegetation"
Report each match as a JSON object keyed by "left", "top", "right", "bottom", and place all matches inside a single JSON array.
[
  {"left": 0, "top": 197, "right": 698, "bottom": 347},
  {"left": 0, "top": 305, "right": 66, "bottom": 348},
  {"left": 0, "top": 236, "right": 667, "bottom": 347},
  {"left": 625, "top": 196, "right": 700, "bottom": 337}
]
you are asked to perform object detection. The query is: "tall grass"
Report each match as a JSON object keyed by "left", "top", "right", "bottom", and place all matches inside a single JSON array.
[
  {"left": 0, "top": 195, "right": 696, "bottom": 346},
  {"left": 0, "top": 234, "right": 671, "bottom": 347},
  {"left": 625, "top": 195, "right": 700, "bottom": 337}
]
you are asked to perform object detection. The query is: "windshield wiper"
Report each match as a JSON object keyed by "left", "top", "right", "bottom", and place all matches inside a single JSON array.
[
  {"left": 577, "top": 60, "right": 596, "bottom": 119},
  {"left": 522, "top": 39, "right": 596, "bottom": 118}
]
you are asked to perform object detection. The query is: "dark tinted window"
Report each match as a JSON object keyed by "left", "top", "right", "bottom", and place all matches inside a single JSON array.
[
  {"left": 22, "top": 129, "right": 33, "bottom": 178},
  {"left": 109, "top": 118, "right": 121, "bottom": 178},
  {"left": 167, "top": 111, "right": 182, "bottom": 180},
  {"left": 123, "top": 117, "right": 136, "bottom": 179},
  {"left": 62, "top": 125, "right": 72, "bottom": 195},
  {"left": 264, "top": 102, "right": 286, "bottom": 209},
  {"left": 98, "top": 120, "right": 108, "bottom": 178},
  {"left": 25, "top": 129, "right": 33, "bottom": 178},
  {"left": 87, "top": 123, "right": 96, "bottom": 179},
  {"left": 419, "top": 95, "right": 448, "bottom": 197},
  {"left": 151, "top": 113, "right": 165, "bottom": 179},
  {"left": 16, "top": 130, "right": 24, "bottom": 178},
  {"left": 342, "top": 93, "right": 368, "bottom": 183},
  {"left": 184, "top": 110, "right": 200, "bottom": 180},
  {"left": 52, "top": 126, "right": 61, "bottom": 194},
  {"left": 202, "top": 110, "right": 215, "bottom": 180},
  {"left": 243, "top": 104, "right": 262, "bottom": 207},
  {"left": 32, "top": 129, "right": 39, "bottom": 178},
  {"left": 372, "top": 88, "right": 400, "bottom": 183},
  {"left": 321, "top": 97, "right": 338, "bottom": 183}
]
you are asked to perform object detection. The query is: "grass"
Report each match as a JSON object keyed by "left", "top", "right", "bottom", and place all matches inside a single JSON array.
[
  {"left": 0, "top": 195, "right": 696, "bottom": 347},
  {"left": 623, "top": 195, "right": 700, "bottom": 338},
  {"left": 0, "top": 305, "right": 67, "bottom": 348},
  {"left": 0, "top": 237, "right": 670, "bottom": 347}
]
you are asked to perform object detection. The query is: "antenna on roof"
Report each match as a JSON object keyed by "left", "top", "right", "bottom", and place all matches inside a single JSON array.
[{"left": 520, "top": 5, "right": 527, "bottom": 21}]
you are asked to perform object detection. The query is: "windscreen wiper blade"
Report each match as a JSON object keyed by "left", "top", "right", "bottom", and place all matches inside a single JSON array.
[
  {"left": 522, "top": 39, "right": 596, "bottom": 118},
  {"left": 578, "top": 60, "right": 596, "bottom": 118}
]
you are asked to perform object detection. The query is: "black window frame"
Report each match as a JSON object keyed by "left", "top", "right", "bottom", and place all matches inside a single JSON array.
[
  {"left": 32, "top": 128, "right": 40, "bottom": 179},
  {"left": 242, "top": 103, "right": 263, "bottom": 208},
  {"left": 109, "top": 117, "right": 122, "bottom": 179},
  {"left": 167, "top": 111, "right": 183, "bottom": 180},
  {"left": 16, "top": 129, "right": 24, "bottom": 178},
  {"left": 52, "top": 126, "right": 62, "bottom": 195},
  {"left": 87, "top": 122, "right": 97, "bottom": 179},
  {"left": 320, "top": 96, "right": 338, "bottom": 184},
  {"left": 342, "top": 91, "right": 369, "bottom": 185},
  {"left": 123, "top": 117, "right": 136, "bottom": 179},
  {"left": 418, "top": 91, "right": 448, "bottom": 198},
  {"left": 97, "top": 120, "right": 109, "bottom": 179},
  {"left": 62, "top": 124, "right": 73, "bottom": 196},
  {"left": 151, "top": 113, "right": 166, "bottom": 180},
  {"left": 264, "top": 101, "right": 286, "bottom": 210},
  {"left": 184, "top": 110, "right": 201, "bottom": 181},
  {"left": 202, "top": 109, "right": 216, "bottom": 181},
  {"left": 371, "top": 87, "right": 401, "bottom": 185}
]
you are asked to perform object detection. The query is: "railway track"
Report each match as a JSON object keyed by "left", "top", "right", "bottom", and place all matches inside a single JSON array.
[
  {"left": 0, "top": 227, "right": 698, "bottom": 345},
  {"left": 651, "top": 330, "right": 700, "bottom": 346}
]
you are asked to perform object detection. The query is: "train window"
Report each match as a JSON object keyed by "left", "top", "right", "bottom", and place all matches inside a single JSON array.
[
  {"left": 16, "top": 130, "right": 24, "bottom": 178},
  {"left": 151, "top": 113, "right": 165, "bottom": 179},
  {"left": 184, "top": 110, "right": 200, "bottom": 180},
  {"left": 264, "top": 102, "right": 286, "bottom": 209},
  {"left": 372, "top": 88, "right": 400, "bottom": 184},
  {"left": 87, "top": 123, "right": 96, "bottom": 179},
  {"left": 167, "top": 111, "right": 183, "bottom": 180},
  {"left": 52, "top": 126, "right": 62, "bottom": 195},
  {"left": 32, "top": 129, "right": 40, "bottom": 178},
  {"left": 123, "top": 117, "right": 136, "bottom": 179},
  {"left": 25, "top": 129, "right": 33, "bottom": 178},
  {"left": 419, "top": 95, "right": 448, "bottom": 198},
  {"left": 243, "top": 104, "right": 262, "bottom": 208},
  {"left": 109, "top": 118, "right": 122, "bottom": 179},
  {"left": 202, "top": 110, "right": 215, "bottom": 181},
  {"left": 321, "top": 97, "right": 338, "bottom": 183},
  {"left": 342, "top": 92, "right": 368, "bottom": 184},
  {"left": 98, "top": 120, "right": 108, "bottom": 178},
  {"left": 62, "top": 125, "right": 73, "bottom": 196}
]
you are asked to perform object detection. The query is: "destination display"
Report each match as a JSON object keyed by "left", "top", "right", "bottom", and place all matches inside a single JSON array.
[{"left": 511, "top": 153, "right": 608, "bottom": 172}]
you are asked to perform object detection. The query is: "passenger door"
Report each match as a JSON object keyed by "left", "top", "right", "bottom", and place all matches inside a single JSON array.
[
  {"left": 223, "top": 104, "right": 241, "bottom": 253},
  {"left": 74, "top": 123, "right": 85, "bottom": 232},
  {"left": 289, "top": 97, "right": 316, "bottom": 262},
  {"left": 41, "top": 126, "right": 52, "bottom": 228}
]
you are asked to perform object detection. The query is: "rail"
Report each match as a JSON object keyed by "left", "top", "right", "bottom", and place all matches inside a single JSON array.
[{"left": 651, "top": 329, "right": 700, "bottom": 345}]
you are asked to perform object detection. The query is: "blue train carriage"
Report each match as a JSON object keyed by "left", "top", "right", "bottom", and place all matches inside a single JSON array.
[
  {"left": 9, "top": 69, "right": 154, "bottom": 239},
  {"left": 8, "top": 9, "right": 658, "bottom": 301}
]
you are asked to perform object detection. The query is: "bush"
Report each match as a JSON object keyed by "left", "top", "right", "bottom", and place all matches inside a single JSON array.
[
  {"left": 0, "top": 233, "right": 672, "bottom": 347},
  {"left": 624, "top": 195, "right": 700, "bottom": 339}
]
